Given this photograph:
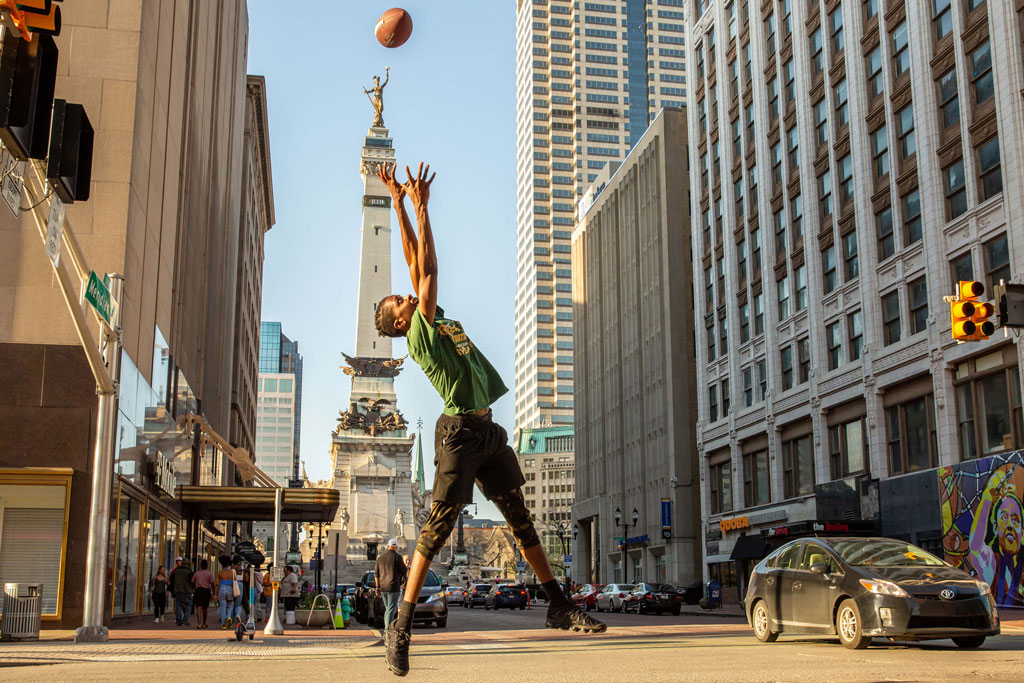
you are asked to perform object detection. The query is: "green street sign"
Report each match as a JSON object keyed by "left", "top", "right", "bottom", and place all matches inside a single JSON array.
[{"left": 85, "top": 271, "right": 115, "bottom": 325}]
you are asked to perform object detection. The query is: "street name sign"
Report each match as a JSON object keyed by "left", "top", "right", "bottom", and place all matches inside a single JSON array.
[
  {"left": 44, "top": 195, "right": 65, "bottom": 265},
  {"left": 84, "top": 270, "right": 115, "bottom": 326}
]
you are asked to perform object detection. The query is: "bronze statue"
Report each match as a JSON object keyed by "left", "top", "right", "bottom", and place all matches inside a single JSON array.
[{"left": 363, "top": 67, "right": 389, "bottom": 127}]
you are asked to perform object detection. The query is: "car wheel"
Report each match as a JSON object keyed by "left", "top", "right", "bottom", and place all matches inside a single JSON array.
[
  {"left": 836, "top": 599, "right": 871, "bottom": 650},
  {"left": 952, "top": 636, "right": 986, "bottom": 649},
  {"left": 751, "top": 600, "right": 778, "bottom": 643},
  {"left": 619, "top": 601, "right": 627, "bottom": 613},
  {"left": 584, "top": 603, "right": 591, "bottom": 612},
  {"left": 436, "top": 618, "right": 447, "bottom": 628}
]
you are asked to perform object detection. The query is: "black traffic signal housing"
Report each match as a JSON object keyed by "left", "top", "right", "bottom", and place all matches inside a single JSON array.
[
  {"left": 994, "top": 283, "right": 1024, "bottom": 329},
  {"left": 47, "top": 99, "right": 93, "bottom": 202},
  {"left": 0, "top": 29, "right": 57, "bottom": 160}
]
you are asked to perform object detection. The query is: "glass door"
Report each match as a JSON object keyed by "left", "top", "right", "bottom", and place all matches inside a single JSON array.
[
  {"left": 112, "top": 488, "right": 141, "bottom": 615},
  {"left": 141, "top": 505, "right": 162, "bottom": 615}
]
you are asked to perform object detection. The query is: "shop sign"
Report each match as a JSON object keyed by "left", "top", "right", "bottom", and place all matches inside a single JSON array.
[
  {"left": 152, "top": 452, "right": 176, "bottom": 497},
  {"left": 763, "top": 520, "right": 875, "bottom": 538},
  {"left": 719, "top": 516, "right": 751, "bottom": 533},
  {"left": 661, "top": 498, "right": 672, "bottom": 539}
]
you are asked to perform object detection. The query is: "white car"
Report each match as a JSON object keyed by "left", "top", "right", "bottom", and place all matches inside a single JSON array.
[
  {"left": 445, "top": 586, "right": 467, "bottom": 605},
  {"left": 595, "top": 583, "right": 636, "bottom": 612}
]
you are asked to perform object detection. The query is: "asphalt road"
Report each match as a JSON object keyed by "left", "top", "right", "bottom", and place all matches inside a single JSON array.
[{"left": 2, "top": 603, "right": 1022, "bottom": 682}]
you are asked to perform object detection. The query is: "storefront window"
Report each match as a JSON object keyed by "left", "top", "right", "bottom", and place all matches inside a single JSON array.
[
  {"left": 141, "top": 506, "right": 162, "bottom": 614},
  {"left": 0, "top": 479, "right": 69, "bottom": 616},
  {"left": 654, "top": 554, "right": 667, "bottom": 583},
  {"left": 113, "top": 490, "right": 141, "bottom": 615},
  {"left": 165, "top": 519, "right": 180, "bottom": 571},
  {"left": 631, "top": 556, "right": 642, "bottom": 584}
]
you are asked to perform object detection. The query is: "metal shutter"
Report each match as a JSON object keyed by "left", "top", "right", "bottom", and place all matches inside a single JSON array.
[{"left": 0, "top": 508, "right": 64, "bottom": 615}]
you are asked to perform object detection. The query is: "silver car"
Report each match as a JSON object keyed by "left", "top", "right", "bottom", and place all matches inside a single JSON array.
[{"left": 595, "top": 583, "right": 637, "bottom": 612}]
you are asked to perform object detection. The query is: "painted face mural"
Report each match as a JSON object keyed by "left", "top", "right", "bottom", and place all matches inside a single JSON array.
[{"left": 939, "top": 451, "right": 1024, "bottom": 608}]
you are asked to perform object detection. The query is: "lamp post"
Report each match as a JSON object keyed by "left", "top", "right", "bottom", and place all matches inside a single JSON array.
[
  {"left": 613, "top": 507, "right": 639, "bottom": 583},
  {"left": 555, "top": 523, "right": 569, "bottom": 585}
]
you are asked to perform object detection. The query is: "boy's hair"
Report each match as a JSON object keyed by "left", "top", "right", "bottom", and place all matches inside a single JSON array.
[{"left": 374, "top": 295, "right": 406, "bottom": 338}]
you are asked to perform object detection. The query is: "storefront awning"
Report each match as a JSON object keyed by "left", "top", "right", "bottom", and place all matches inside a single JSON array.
[
  {"left": 730, "top": 533, "right": 767, "bottom": 561},
  {"left": 176, "top": 485, "right": 339, "bottom": 523}
]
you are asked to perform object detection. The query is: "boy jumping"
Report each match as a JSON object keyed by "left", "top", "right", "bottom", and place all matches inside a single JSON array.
[{"left": 373, "top": 162, "right": 606, "bottom": 676}]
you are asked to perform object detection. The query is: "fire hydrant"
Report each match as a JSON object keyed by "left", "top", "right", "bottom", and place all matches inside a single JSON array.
[{"left": 341, "top": 595, "right": 352, "bottom": 627}]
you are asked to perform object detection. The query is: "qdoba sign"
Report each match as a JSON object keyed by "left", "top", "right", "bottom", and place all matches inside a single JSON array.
[{"left": 719, "top": 516, "right": 750, "bottom": 533}]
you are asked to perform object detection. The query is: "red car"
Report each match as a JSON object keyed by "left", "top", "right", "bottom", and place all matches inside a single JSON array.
[{"left": 572, "top": 584, "right": 606, "bottom": 612}]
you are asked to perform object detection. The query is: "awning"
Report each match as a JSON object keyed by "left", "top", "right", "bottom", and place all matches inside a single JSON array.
[
  {"left": 730, "top": 533, "right": 768, "bottom": 561},
  {"left": 176, "top": 485, "right": 340, "bottom": 522}
]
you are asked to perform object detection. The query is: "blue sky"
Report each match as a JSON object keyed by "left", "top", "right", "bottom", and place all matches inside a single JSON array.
[{"left": 247, "top": 1, "right": 517, "bottom": 520}]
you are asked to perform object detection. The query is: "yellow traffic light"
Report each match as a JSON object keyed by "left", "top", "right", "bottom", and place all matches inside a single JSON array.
[
  {"left": 959, "top": 280, "right": 984, "bottom": 299},
  {"left": 17, "top": 0, "right": 60, "bottom": 37},
  {"left": 951, "top": 300, "right": 977, "bottom": 340},
  {"left": 970, "top": 301, "right": 995, "bottom": 340},
  {"left": 950, "top": 281, "right": 995, "bottom": 342}
]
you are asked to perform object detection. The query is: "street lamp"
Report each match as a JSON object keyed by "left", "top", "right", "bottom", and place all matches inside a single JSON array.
[
  {"left": 613, "top": 507, "right": 639, "bottom": 583},
  {"left": 555, "top": 523, "right": 570, "bottom": 585}
]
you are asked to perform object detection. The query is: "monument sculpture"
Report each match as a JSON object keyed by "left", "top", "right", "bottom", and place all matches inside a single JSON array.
[{"left": 363, "top": 67, "right": 389, "bottom": 127}]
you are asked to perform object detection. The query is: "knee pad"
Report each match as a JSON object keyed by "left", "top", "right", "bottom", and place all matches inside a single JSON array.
[
  {"left": 415, "top": 501, "right": 461, "bottom": 560},
  {"left": 492, "top": 489, "right": 541, "bottom": 551}
]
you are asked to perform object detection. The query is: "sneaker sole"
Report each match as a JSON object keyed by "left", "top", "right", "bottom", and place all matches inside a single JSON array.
[
  {"left": 544, "top": 620, "right": 607, "bottom": 633},
  {"left": 387, "top": 662, "right": 409, "bottom": 677}
]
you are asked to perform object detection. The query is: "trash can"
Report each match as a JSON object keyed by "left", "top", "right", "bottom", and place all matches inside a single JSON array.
[{"left": 1, "top": 583, "right": 43, "bottom": 641}]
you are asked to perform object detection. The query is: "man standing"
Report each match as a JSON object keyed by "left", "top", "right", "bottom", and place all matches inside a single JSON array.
[
  {"left": 375, "top": 538, "right": 408, "bottom": 629},
  {"left": 169, "top": 558, "right": 193, "bottom": 626}
]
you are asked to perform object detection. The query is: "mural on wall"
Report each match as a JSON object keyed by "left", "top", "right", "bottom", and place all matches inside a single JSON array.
[{"left": 940, "top": 450, "right": 1024, "bottom": 608}]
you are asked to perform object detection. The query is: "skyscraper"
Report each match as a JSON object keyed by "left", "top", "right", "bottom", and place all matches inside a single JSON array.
[
  {"left": 513, "top": 0, "right": 688, "bottom": 435},
  {"left": 689, "top": 0, "right": 1024, "bottom": 600}
]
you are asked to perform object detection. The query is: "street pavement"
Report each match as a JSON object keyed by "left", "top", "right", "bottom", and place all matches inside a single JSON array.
[{"left": 1, "top": 604, "right": 1022, "bottom": 682}]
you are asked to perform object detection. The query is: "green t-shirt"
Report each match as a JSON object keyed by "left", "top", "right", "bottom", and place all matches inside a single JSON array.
[{"left": 406, "top": 309, "right": 508, "bottom": 415}]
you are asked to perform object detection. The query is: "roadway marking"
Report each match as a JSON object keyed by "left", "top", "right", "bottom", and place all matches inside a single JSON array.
[{"left": 456, "top": 643, "right": 512, "bottom": 650}]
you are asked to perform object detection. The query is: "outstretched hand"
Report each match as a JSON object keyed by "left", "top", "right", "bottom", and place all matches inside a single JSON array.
[
  {"left": 404, "top": 162, "right": 436, "bottom": 208},
  {"left": 378, "top": 163, "right": 405, "bottom": 203}
]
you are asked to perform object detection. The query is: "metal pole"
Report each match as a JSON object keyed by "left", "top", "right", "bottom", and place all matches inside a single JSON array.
[
  {"left": 265, "top": 488, "right": 284, "bottom": 635},
  {"left": 333, "top": 532, "right": 340, "bottom": 588},
  {"left": 75, "top": 275, "right": 123, "bottom": 643}
]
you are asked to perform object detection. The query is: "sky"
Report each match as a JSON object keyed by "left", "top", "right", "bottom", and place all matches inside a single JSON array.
[{"left": 247, "top": 1, "right": 518, "bottom": 521}]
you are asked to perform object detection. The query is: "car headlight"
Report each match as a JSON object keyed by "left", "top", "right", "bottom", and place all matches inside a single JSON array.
[
  {"left": 425, "top": 591, "right": 444, "bottom": 604},
  {"left": 976, "top": 581, "right": 992, "bottom": 597},
  {"left": 859, "top": 578, "right": 909, "bottom": 597}
]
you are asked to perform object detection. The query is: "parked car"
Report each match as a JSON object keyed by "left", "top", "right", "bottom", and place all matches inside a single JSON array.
[
  {"left": 746, "top": 536, "right": 1000, "bottom": 649},
  {"left": 445, "top": 586, "right": 467, "bottom": 605},
  {"left": 622, "top": 583, "right": 683, "bottom": 615},
  {"left": 464, "top": 583, "right": 492, "bottom": 608},
  {"left": 677, "top": 581, "right": 703, "bottom": 605},
  {"left": 363, "top": 568, "right": 449, "bottom": 629},
  {"left": 334, "top": 583, "right": 355, "bottom": 599},
  {"left": 353, "top": 570, "right": 377, "bottom": 624},
  {"left": 572, "top": 584, "right": 606, "bottom": 612},
  {"left": 484, "top": 584, "right": 528, "bottom": 610},
  {"left": 595, "top": 584, "right": 636, "bottom": 612}
]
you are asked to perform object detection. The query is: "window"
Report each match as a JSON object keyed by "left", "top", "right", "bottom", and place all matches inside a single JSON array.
[
  {"left": 707, "top": 320, "right": 716, "bottom": 361},
  {"left": 887, "top": 394, "right": 937, "bottom": 474},
  {"left": 945, "top": 160, "right": 967, "bottom": 220},
  {"left": 830, "top": 5, "right": 844, "bottom": 54},
  {"left": 735, "top": 178, "right": 745, "bottom": 219},
  {"left": 783, "top": 434, "right": 814, "bottom": 498},
  {"left": 721, "top": 378, "right": 731, "bottom": 416},
  {"left": 752, "top": 228, "right": 762, "bottom": 277},
  {"left": 891, "top": 21, "right": 909, "bottom": 77},
  {"left": 903, "top": 189, "right": 922, "bottom": 246},
  {"left": 838, "top": 154, "right": 853, "bottom": 205},
  {"left": 720, "top": 316, "right": 729, "bottom": 355},
  {"left": 955, "top": 358, "right": 1023, "bottom": 459},
  {"left": 970, "top": 41, "right": 993, "bottom": 106},
  {"left": 745, "top": 102, "right": 755, "bottom": 146},
  {"left": 742, "top": 366, "right": 753, "bottom": 407},
  {"left": 717, "top": 258, "right": 726, "bottom": 305},
  {"left": 984, "top": 234, "right": 1010, "bottom": 291},
  {"left": 792, "top": 194, "right": 803, "bottom": 241},
  {"left": 866, "top": 46, "right": 883, "bottom": 98},
  {"left": 781, "top": 345, "right": 794, "bottom": 390},
  {"left": 822, "top": 244, "right": 837, "bottom": 294},
  {"left": 757, "top": 359, "right": 768, "bottom": 400},
  {"left": 787, "top": 126, "right": 799, "bottom": 172},
  {"left": 709, "top": 385, "right": 719, "bottom": 422},
  {"left": 877, "top": 204, "right": 896, "bottom": 266},
  {"left": 771, "top": 141, "right": 782, "bottom": 185},
  {"left": 829, "top": 417, "right": 867, "bottom": 478},
  {"left": 798, "top": 337, "right": 810, "bottom": 384},
  {"left": 818, "top": 169, "right": 832, "bottom": 218},
  {"left": 843, "top": 230, "right": 859, "bottom": 281},
  {"left": 754, "top": 292, "right": 765, "bottom": 335},
  {"left": 909, "top": 276, "right": 928, "bottom": 335},
  {"left": 737, "top": 239, "right": 747, "bottom": 284},
  {"left": 848, "top": 310, "right": 863, "bottom": 361},
  {"left": 767, "top": 77, "right": 779, "bottom": 120},
  {"left": 777, "top": 275, "right": 790, "bottom": 320},
  {"left": 864, "top": 0, "right": 878, "bottom": 21},
  {"left": 740, "top": 302, "right": 750, "bottom": 342},
  {"left": 729, "top": 59, "right": 739, "bottom": 101},
  {"left": 814, "top": 98, "right": 829, "bottom": 146},
  {"left": 774, "top": 207, "right": 787, "bottom": 255},
  {"left": 743, "top": 450, "right": 771, "bottom": 506},
  {"left": 765, "top": 12, "right": 776, "bottom": 54},
  {"left": 781, "top": 0, "right": 792, "bottom": 37},
  {"left": 938, "top": 68, "right": 959, "bottom": 128},
  {"left": 951, "top": 251, "right": 974, "bottom": 286},
  {"left": 827, "top": 321, "right": 842, "bottom": 370},
  {"left": 709, "top": 458, "right": 733, "bottom": 514},
  {"left": 784, "top": 59, "right": 795, "bottom": 104},
  {"left": 934, "top": 0, "right": 952, "bottom": 41},
  {"left": 795, "top": 265, "right": 807, "bottom": 311},
  {"left": 967, "top": 0, "right": 985, "bottom": 10},
  {"left": 896, "top": 104, "right": 915, "bottom": 159},
  {"left": 704, "top": 266, "right": 714, "bottom": 309},
  {"left": 882, "top": 290, "right": 901, "bottom": 345},
  {"left": 872, "top": 126, "right": 889, "bottom": 178},
  {"left": 977, "top": 137, "right": 1002, "bottom": 201},
  {"left": 834, "top": 79, "right": 848, "bottom": 128},
  {"left": 810, "top": 27, "right": 824, "bottom": 75}
]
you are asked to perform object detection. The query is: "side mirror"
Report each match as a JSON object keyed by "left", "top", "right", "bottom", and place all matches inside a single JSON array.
[{"left": 809, "top": 562, "right": 828, "bottom": 576}]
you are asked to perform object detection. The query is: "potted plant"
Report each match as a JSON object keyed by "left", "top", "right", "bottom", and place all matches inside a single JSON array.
[{"left": 294, "top": 586, "right": 333, "bottom": 628}]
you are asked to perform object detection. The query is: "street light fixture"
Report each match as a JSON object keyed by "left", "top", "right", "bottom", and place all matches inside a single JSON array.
[
  {"left": 555, "top": 522, "right": 570, "bottom": 585},
  {"left": 613, "top": 507, "right": 640, "bottom": 583}
]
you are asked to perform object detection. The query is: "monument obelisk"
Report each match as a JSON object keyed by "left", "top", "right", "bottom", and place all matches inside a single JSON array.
[{"left": 329, "top": 71, "right": 415, "bottom": 565}]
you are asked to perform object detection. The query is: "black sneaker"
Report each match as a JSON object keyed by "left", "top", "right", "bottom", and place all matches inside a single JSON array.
[
  {"left": 545, "top": 603, "right": 607, "bottom": 633},
  {"left": 384, "top": 624, "right": 411, "bottom": 676}
]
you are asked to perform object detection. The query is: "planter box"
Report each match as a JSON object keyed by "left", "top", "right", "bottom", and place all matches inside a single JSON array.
[{"left": 294, "top": 609, "right": 333, "bottom": 628}]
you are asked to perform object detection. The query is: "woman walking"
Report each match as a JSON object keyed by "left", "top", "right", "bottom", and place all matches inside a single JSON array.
[
  {"left": 191, "top": 559, "right": 214, "bottom": 629},
  {"left": 149, "top": 565, "right": 168, "bottom": 623},
  {"left": 216, "top": 554, "right": 238, "bottom": 629}
]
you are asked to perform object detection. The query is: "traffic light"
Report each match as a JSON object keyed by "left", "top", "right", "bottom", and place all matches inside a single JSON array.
[
  {"left": 994, "top": 283, "right": 1024, "bottom": 328},
  {"left": 0, "top": 0, "right": 61, "bottom": 40},
  {"left": 970, "top": 299, "right": 995, "bottom": 341},
  {"left": 950, "top": 281, "right": 995, "bottom": 342},
  {"left": 47, "top": 99, "right": 94, "bottom": 202},
  {"left": 0, "top": 29, "right": 57, "bottom": 160}
]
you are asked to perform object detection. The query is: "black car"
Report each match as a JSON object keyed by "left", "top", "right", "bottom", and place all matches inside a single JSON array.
[
  {"left": 677, "top": 581, "right": 703, "bottom": 605},
  {"left": 484, "top": 584, "right": 528, "bottom": 610},
  {"left": 623, "top": 583, "right": 683, "bottom": 615},
  {"left": 745, "top": 536, "right": 1000, "bottom": 649},
  {"left": 464, "top": 583, "right": 492, "bottom": 608}
]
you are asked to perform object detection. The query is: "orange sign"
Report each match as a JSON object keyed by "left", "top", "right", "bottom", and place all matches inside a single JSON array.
[{"left": 719, "top": 516, "right": 750, "bottom": 533}]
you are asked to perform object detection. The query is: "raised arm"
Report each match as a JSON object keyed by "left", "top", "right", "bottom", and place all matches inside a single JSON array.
[
  {"left": 969, "top": 471, "right": 1006, "bottom": 582},
  {"left": 378, "top": 163, "right": 420, "bottom": 288},
  {"left": 404, "top": 162, "right": 438, "bottom": 325}
]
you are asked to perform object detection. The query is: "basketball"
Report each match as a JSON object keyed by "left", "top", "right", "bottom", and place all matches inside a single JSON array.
[{"left": 375, "top": 8, "right": 413, "bottom": 48}]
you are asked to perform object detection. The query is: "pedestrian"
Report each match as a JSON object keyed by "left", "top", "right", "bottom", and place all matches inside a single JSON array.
[
  {"left": 191, "top": 558, "right": 214, "bottom": 629},
  {"left": 149, "top": 565, "right": 168, "bottom": 623},
  {"left": 169, "top": 558, "right": 193, "bottom": 626},
  {"left": 373, "top": 163, "right": 605, "bottom": 676},
  {"left": 252, "top": 565, "right": 264, "bottom": 622},
  {"left": 216, "top": 554, "right": 238, "bottom": 629},
  {"left": 281, "top": 565, "right": 300, "bottom": 617},
  {"left": 232, "top": 556, "right": 248, "bottom": 624},
  {"left": 262, "top": 564, "right": 274, "bottom": 615},
  {"left": 375, "top": 538, "right": 408, "bottom": 629}
]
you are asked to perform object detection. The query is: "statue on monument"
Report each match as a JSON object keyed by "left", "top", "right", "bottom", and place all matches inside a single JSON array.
[
  {"left": 394, "top": 508, "right": 406, "bottom": 538},
  {"left": 363, "top": 67, "right": 389, "bottom": 128},
  {"left": 340, "top": 508, "right": 350, "bottom": 531}
]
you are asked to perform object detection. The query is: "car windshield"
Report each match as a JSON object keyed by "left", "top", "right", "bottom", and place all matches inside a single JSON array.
[
  {"left": 423, "top": 570, "right": 441, "bottom": 587},
  {"left": 616, "top": 584, "right": 636, "bottom": 591},
  {"left": 830, "top": 539, "right": 946, "bottom": 567}
]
